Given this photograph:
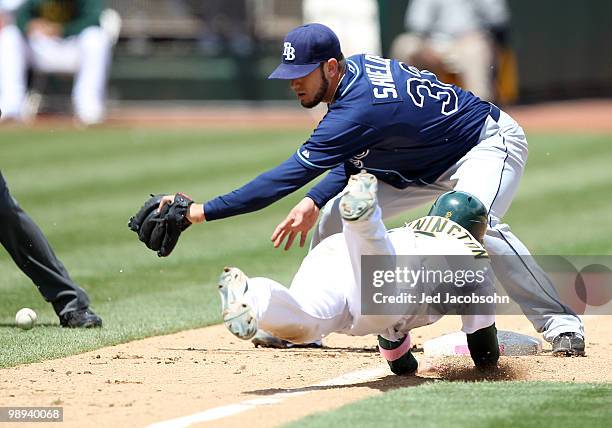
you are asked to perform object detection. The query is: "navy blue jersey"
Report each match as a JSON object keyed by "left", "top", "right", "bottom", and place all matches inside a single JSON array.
[
  {"left": 297, "top": 54, "right": 491, "bottom": 187},
  {"left": 205, "top": 54, "right": 494, "bottom": 221}
]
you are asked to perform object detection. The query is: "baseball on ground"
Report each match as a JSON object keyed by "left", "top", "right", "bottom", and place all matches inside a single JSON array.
[{"left": 15, "top": 308, "right": 37, "bottom": 330}]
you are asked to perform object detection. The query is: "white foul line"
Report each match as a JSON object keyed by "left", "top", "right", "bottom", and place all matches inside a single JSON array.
[{"left": 146, "top": 365, "right": 388, "bottom": 428}]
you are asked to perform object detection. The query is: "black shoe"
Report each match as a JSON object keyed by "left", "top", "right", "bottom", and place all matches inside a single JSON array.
[
  {"left": 552, "top": 332, "right": 585, "bottom": 356},
  {"left": 378, "top": 335, "right": 418, "bottom": 375},
  {"left": 60, "top": 308, "right": 103, "bottom": 328}
]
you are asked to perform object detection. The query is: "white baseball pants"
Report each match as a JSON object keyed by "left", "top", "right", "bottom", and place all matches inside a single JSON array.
[
  {"left": 245, "top": 206, "right": 401, "bottom": 344},
  {"left": 244, "top": 206, "right": 491, "bottom": 344},
  {"left": 0, "top": 24, "right": 111, "bottom": 124}
]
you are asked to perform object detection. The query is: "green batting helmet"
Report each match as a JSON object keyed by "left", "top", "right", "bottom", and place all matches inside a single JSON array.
[{"left": 428, "top": 191, "right": 488, "bottom": 242}]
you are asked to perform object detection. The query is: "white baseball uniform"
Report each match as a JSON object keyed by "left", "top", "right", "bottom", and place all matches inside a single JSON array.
[
  {"left": 243, "top": 206, "right": 496, "bottom": 345},
  {"left": 0, "top": 22, "right": 111, "bottom": 124}
]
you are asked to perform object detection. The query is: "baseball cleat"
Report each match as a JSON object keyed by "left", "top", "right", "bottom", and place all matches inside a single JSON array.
[
  {"left": 551, "top": 332, "right": 586, "bottom": 357},
  {"left": 378, "top": 335, "right": 418, "bottom": 375},
  {"left": 340, "top": 172, "right": 378, "bottom": 221},
  {"left": 218, "top": 267, "right": 257, "bottom": 340}
]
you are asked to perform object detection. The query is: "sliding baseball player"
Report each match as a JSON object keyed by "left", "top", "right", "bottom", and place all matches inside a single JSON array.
[{"left": 218, "top": 173, "right": 500, "bottom": 374}]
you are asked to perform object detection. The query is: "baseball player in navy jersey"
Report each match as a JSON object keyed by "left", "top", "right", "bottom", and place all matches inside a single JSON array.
[
  {"left": 218, "top": 173, "right": 500, "bottom": 374},
  {"left": 159, "top": 23, "right": 584, "bottom": 356}
]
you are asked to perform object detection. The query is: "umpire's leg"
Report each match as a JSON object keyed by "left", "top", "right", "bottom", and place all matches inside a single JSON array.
[{"left": 0, "top": 172, "right": 90, "bottom": 316}]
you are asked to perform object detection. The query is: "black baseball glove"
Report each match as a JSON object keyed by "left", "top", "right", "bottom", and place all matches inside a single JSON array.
[{"left": 128, "top": 193, "right": 194, "bottom": 257}]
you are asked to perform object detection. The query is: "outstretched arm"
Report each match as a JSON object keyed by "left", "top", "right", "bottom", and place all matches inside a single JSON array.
[
  {"left": 158, "top": 117, "right": 374, "bottom": 248},
  {"left": 158, "top": 155, "right": 324, "bottom": 223},
  {"left": 204, "top": 156, "right": 324, "bottom": 220}
]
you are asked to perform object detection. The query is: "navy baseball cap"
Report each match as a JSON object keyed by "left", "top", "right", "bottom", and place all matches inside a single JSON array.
[{"left": 268, "top": 23, "right": 342, "bottom": 80}]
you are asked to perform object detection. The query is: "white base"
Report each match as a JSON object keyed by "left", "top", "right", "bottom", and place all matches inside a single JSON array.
[{"left": 423, "top": 330, "right": 542, "bottom": 357}]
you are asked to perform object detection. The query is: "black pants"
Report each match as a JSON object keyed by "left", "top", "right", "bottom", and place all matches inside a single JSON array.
[{"left": 0, "top": 171, "right": 89, "bottom": 316}]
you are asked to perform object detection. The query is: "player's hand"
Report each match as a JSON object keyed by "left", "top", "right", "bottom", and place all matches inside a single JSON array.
[
  {"left": 129, "top": 193, "right": 195, "bottom": 257},
  {"left": 157, "top": 194, "right": 205, "bottom": 223},
  {"left": 271, "top": 197, "right": 320, "bottom": 250}
]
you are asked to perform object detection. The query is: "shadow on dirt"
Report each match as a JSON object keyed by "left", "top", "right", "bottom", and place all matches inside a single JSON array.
[
  {"left": 245, "top": 359, "right": 525, "bottom": 396},
  {"left": 159, "top": 346, "right": 380, "bottom": 354},
  {"left": 245, "top": 374, "right": 431, "bottom": 396}
]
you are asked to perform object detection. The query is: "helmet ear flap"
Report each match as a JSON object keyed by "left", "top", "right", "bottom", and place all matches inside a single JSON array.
[{"left": 428, "top": 191, "right": 488, "bottom": 242}]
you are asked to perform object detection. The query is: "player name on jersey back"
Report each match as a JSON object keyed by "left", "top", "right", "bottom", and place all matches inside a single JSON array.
[
  {"left": 363, "top": 55, "right": 400, "bottom": 102},
  {"left": 405, "top": 216, "right": 488, "bottom": 259}
]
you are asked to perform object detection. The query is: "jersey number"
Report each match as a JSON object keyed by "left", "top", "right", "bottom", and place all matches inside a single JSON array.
[
  {"left": 400, "top": 63, "right": 458, "bottom": 116},
  {"left": 407, "top": 78, "right": 458, "bottom": 116}
]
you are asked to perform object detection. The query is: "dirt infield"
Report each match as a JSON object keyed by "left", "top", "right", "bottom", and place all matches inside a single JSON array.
[
  {"left": 103, "top": 99, "right": 612, "bottom": 132},
  {"left": 1, "top": 315, "right": 610, "bottom": 428},
  {"left": 506, "top": 99, "right": 612, "bottom": 132}
]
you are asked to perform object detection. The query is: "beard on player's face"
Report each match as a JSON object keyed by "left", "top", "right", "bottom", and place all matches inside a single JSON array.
[
  {"left": 301, "top": 67, "right": 329, "bottom": 108},
  {"left": 294, "top": 65, "right": 329, "bottom": 109}
]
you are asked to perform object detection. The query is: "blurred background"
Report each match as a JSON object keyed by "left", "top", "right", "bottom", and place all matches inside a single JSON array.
[
  {"left": 79, "top": 0, "right": 612, "bottom": 102},
  {"left": 5, "top": 0, "right": 612, "bottom": 117}
]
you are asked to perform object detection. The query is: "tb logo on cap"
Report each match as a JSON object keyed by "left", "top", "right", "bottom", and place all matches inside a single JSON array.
[{"left": 283, "top": 42, "right": 296, "bottom": 61}]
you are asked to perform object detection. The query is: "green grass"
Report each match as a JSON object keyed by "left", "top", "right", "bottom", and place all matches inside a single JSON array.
[
  {"left": 0, "top": 126, "right": 312, "bottom": 367},
  {"left": 286, "top": 381, "right": 612, "bottom": 428},
  {"left": 0, "top": 128, "right": 611, "bottom": 368}
]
